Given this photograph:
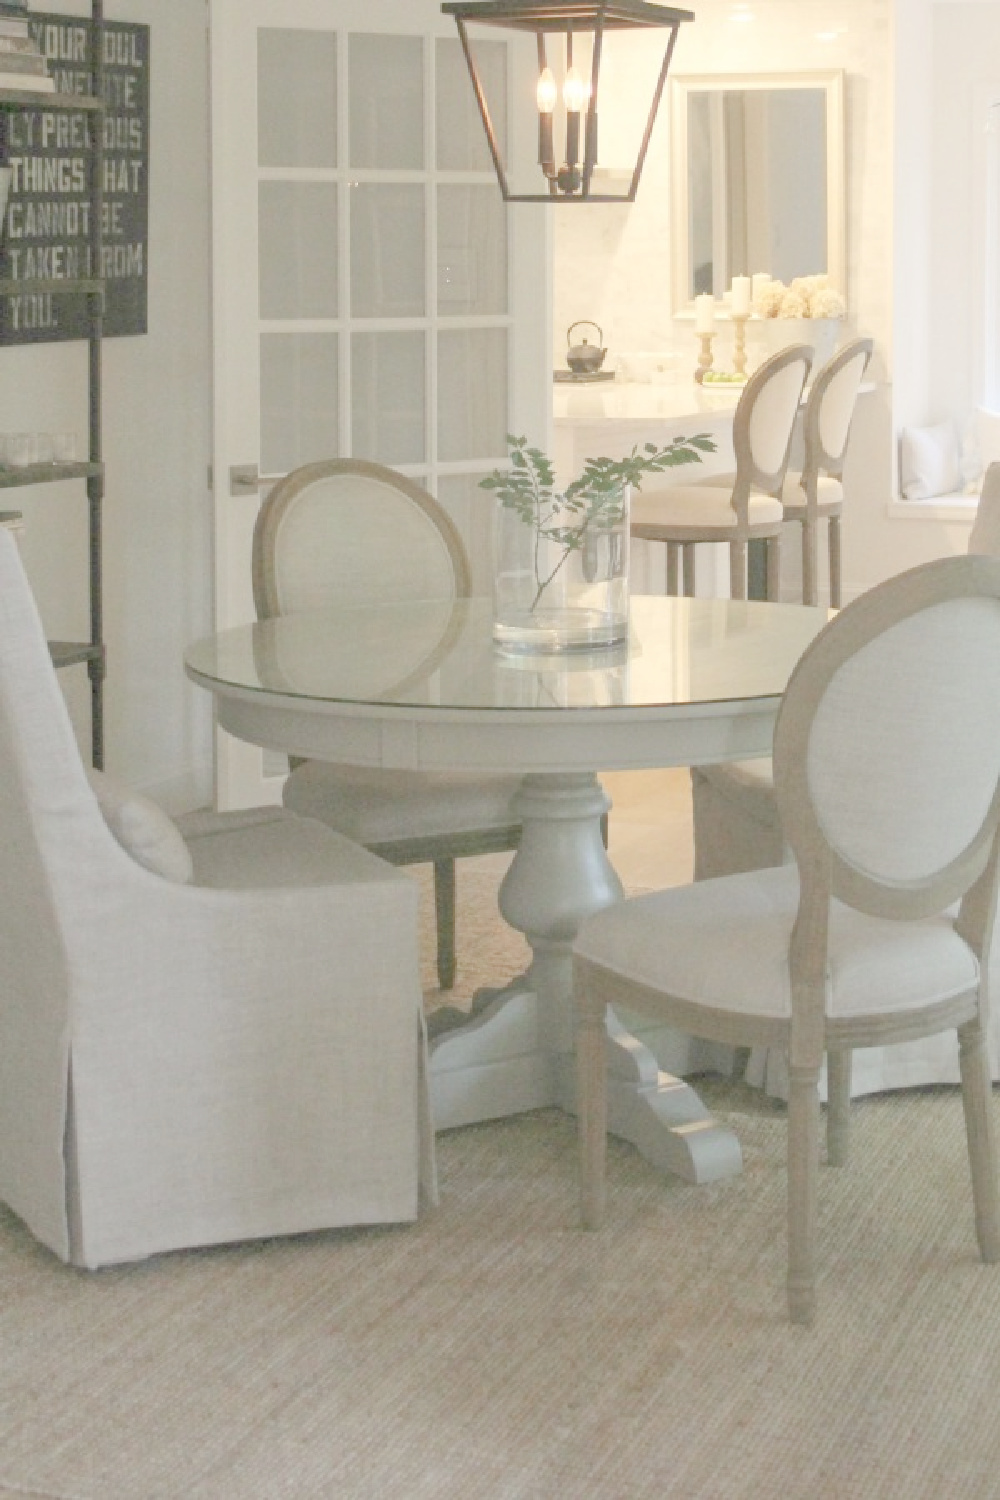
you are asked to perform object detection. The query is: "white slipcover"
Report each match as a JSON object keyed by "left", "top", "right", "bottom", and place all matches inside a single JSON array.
[{"left": 0, "top": 533, "right": 434, "bottom": 1268}]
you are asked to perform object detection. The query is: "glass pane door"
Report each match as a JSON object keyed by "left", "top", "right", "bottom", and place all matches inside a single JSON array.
[
  {"left": 255, "top": 22, "right": 517, "bottom": 577},
  {"left": 211, "top": 0, "right": 549, "bottom": 808}
]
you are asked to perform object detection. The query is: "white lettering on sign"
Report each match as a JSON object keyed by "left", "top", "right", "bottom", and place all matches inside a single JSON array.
[{"left": 8, "top": 294, "right": 58, "bottom": 332}]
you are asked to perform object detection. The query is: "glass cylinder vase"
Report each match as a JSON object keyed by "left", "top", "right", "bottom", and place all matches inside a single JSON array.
[{"left": 492, "top": 481, "right": 631, "bottom": 652}]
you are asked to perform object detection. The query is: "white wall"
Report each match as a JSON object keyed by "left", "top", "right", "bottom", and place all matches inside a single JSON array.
[
  {"left": 3, "top": 0, "right": 213, "bottom": 810},
  {"left": 875, "top": 0, "right": 1000, "bottom": 578},
  {"left": 552, "top": 0, "right": 897, "bottom": 604},
  {"left": 927, "top": 3, "right": 1000, "bottom": 429}
]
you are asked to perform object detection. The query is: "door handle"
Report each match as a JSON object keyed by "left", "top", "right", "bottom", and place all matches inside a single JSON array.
[{"left": 229, "top": 463, "right": 261, "bottom": 496}]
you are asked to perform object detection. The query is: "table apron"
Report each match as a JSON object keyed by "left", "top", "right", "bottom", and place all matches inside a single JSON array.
[{"left": 210, "top": 688, "right": 780, "bottom": 773}]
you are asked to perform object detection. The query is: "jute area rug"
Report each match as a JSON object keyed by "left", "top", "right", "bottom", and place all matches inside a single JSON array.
[{"left": 2, "top": 868, "right": 1000, "bottom": 1498}]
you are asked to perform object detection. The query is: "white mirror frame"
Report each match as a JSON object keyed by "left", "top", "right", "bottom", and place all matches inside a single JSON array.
[{"left": 670, "top": 70, "right": 846, "bottom": 316}]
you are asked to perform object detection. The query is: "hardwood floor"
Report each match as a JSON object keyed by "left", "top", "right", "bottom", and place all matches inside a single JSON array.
[{"left": 601, "top": 766, "right": 693, "bottom": 890}]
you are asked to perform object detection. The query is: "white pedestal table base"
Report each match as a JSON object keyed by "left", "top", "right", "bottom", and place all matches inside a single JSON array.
[{"left": 428, "top": 772, "right": 742, "bottom": 1185}]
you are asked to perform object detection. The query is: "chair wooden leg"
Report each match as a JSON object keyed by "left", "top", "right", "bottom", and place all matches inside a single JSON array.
[
  {"left": 765, "top": 533, "right": 782, "bottom": 601},
  {"left": 801, "top": 518, "right": 818, "bottom": 607},
  {"left": 666, "top": 543, "right": 680, "bottom": 596},
  {"left": 729, "top": 541, "right": 747, "bottom": 600},
  {"left": 826, "top": 1048, "right": 852, "bottom": 1166},
  {"left": 787, "top": 1063, "right": 821, "bottom": 1324},
  {"left": 433, "top": 858, "right": 457, "bottom": 991},
  {"left": 577, "top": 981, "right": 608, "bottom": 1230},
  {"left": 682, "top": 542, "right": 697, "bottom": 597},
  {"left": 731, "top": 1046, "right": 751, "bottom": 1080},
  {"left": 828, "top": 516, "right": 842, "bottom": 609},
  {"left": 957, "top": 1018, "right": 1000, "bottom": 1262}
]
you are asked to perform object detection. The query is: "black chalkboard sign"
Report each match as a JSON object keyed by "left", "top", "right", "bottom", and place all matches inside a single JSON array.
[{"left": 0, "top": 12, "right": 149, "bottom": 343}]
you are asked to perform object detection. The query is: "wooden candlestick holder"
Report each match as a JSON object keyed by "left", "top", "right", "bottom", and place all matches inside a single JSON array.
[
  {"left": 694, "top": 330, "right": 715, "bottom": 384},
  {"left": 732, "top": 313, "right": 749, "bottom": 377}
]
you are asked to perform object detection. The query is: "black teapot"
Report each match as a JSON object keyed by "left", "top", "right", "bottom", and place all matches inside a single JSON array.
[{"left": 566, "top": 320, "right": 607, "bottom": 375}]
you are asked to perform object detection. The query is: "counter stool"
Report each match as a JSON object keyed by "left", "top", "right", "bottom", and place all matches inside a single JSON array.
[
  {"left": 779, "top": 337, "right": 873, "bottom": 607},
  {"left": 630, "top": 345, "right": 812, "bottom": 600}
]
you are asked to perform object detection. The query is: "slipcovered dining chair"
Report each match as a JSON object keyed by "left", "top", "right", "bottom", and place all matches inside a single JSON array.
[
  {"left": 0, "top": 531, "right": 434, "bottom": 1269},
  {"left": 630, "top": 345, "right": 812, "bottom": 600},
  {"left": 574, "top": 553, "right": 1000, "bottom": 1323},
  {"left": 252, "top": 458, "right": 522, "bottom": 994},
  {"left": 780, "top": 337, "right": 873, "bottom": 606}
]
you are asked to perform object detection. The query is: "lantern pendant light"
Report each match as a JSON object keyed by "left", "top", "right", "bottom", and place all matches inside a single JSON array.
[{"left": 441, "top": 1, "right": 694, "bottom": 203}]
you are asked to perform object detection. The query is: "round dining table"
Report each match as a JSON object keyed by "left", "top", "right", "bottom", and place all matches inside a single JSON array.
[{"left": 185, "top": 593, "right": 829, "bottom": 1186}]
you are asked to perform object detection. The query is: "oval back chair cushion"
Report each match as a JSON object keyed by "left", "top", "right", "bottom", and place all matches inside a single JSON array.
[
  {"left": 257, "top": 463, "right": 467, "bottom": 617},
  {"left": 815, "top": 343, "right": 871, "bottom": 464},
  {"left": 744, "top": 352, "right": 812, "bottom": 484},
  {"left": 803, "top": 590, "right": 1000, "bottom": 887}
]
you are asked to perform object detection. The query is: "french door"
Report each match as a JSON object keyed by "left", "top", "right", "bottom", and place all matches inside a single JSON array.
[
  {"left": 209, "top": 0, "right": 550, "bottom": 807},
  {"left": 986, "top": 100, "right": 1000, "bottom": 413}
]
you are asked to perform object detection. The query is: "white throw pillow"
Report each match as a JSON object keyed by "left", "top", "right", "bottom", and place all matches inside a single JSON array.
[
  {"left": 86, "top": 768, "right": 194, "bottom": 884},
  {"left": 900, "top": 421, "right": 961, "bottom": 501}
]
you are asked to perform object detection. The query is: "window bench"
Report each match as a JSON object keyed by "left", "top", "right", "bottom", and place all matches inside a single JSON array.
[{"left": 887, "top": 492, "right": 978, "bottom": 523}]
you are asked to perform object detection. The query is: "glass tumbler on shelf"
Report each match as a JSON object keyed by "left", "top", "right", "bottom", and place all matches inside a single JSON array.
[{"left": 492, "top": 481, "right": 631, "bottom": 653}]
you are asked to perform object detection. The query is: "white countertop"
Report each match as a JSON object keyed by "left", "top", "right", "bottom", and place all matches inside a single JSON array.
[
  {"left": 553, "top": 376, "right": 744, "bottom": 427},
  {"left": 552, "top": 374, "right": 876, "bottom": 428}
]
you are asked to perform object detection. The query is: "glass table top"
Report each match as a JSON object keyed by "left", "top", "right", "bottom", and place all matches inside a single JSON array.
[{"left": 186, "top": 595, "right": 831, "bottom": 715}]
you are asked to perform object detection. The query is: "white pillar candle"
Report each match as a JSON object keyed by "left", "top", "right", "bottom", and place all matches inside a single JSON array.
[
  {"left": 751, "top": 272, "right": 771, "bottom": 305},
  {"left": 694, "top": 293, "right": 715, "bottom": 334},
  {"left": 731, "top": 276, "right": 752, "bottom": 317}
]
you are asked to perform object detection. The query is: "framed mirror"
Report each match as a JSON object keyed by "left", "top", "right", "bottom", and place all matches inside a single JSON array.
[{"left": 670, "top": 71, "right": 846, "bottom": 313}]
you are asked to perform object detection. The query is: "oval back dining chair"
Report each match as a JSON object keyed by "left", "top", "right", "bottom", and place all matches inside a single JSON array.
[
  {"left": 629, "top": 344, "right": 813, "bottom": 601},
  {"left": 252, "top": 459, "right": 523, "bottom": 994},
  {"left": 575, "top": 552, "right": 1000, "bottom": 1323},
  {"left": 780, "top": 337, "right": 873, "bottom": 606},
  {"left": 690, "top": 463, "right": 1000, "bottom": 1102}
]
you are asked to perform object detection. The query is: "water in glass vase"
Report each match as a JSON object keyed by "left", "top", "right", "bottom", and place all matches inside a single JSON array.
[
  {"left": 492, "top": 482, "right": 631, "bottom": 651},
  {"left": 483, "top": 434, "right": 717, "bottom": 654}
]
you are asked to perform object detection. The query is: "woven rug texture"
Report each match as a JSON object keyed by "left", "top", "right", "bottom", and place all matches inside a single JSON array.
[{"left": 1, "top": 867, "right": 999, "bottom": 1498}]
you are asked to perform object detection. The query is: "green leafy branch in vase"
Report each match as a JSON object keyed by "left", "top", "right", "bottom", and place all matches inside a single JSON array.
[{"left": 481, "top": 432, "right": 717, "bottom": 612}]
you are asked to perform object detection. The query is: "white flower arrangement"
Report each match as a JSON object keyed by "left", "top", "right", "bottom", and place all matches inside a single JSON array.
[{"left": 754, "top": 274, "right": 846, "bottom": 320}]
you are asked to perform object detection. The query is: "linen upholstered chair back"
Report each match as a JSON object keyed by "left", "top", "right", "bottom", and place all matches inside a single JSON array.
[
  {"left": 774, "top": 554, "right": 1000, "bottom": 930},
  {"left": 253, "top": 458, "right": 470, "bottom": 618},
  {"left": 733, "top": 344, "right": 814, "bottom": 506},
  {"left": 800, "top": 338, "right": 873, "bottom": 489}
]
